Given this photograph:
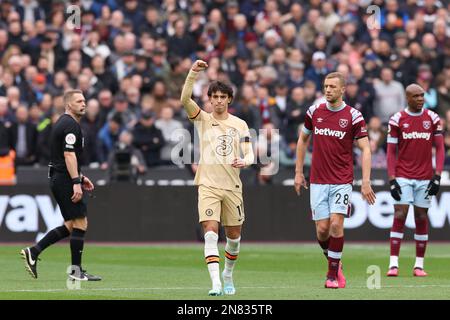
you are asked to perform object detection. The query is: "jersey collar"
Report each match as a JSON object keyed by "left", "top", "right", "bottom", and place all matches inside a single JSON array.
[
  {"left": 405, "top": 107, "right": 424, "bottom": 116},
  {"left": 326, "top": 101, "right": 346, "bottom": 112}
]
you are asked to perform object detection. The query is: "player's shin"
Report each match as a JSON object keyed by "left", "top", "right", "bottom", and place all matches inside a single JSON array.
[
  {"left": 31, "top": 225, "right": 70, "bottom": 257},
  {"left": 204, "top": 231, "right": 221, "bottom": 289},
  {"left": 389, "top": 217, "right": 406, "bottom": 268},
  {"left": 327, "top": 236, "right": 344, "bottom": 280},
  {"left": 317, "top": 238, "right": 329, "bottom": 259},
  {"left": 224, "top": 237, "right": 240, "bottom": 277},
  {"left": 414, "top": 218, "right": 428, "bottom": 270},
  {"left": 70, "top": 228, "right": 85, "bottom": 267}
]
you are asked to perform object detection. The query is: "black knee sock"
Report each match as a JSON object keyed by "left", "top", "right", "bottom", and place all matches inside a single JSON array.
[
  {"left": 70, "top": 228, "right": 86, "bottom": 267},
  {"left": 31, "top": 225, "right": 70, "bottom": 257}
]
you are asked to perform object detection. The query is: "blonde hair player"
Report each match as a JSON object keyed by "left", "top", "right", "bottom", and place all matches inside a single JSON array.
[{"left": 295, "top": 72, "right": 376, "bottom": 289}]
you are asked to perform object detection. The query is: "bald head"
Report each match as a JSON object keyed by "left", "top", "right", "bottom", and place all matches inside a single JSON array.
[
  {"left": 405, "top": 83, "right": 425, "bottom": 112},
  {"left": 405, "top": 83, "right": 424, "bottom": 96}
]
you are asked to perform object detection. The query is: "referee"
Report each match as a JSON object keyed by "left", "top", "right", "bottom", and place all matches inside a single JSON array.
[{"left": 21, "top": 90, "right": 101, "bottom": 281}]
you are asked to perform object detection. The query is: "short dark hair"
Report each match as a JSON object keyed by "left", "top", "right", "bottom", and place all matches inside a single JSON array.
[
  {"left": 110, "top": 112, "right": 123, "bottom": 125},
  {"left": 207, "top": 81, "right": 234, "bottom": 100}
]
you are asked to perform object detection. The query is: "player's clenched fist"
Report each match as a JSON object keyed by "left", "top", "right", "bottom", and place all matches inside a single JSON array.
[{"left": 192, "top": 60, "right": 208, "bottom": 72}]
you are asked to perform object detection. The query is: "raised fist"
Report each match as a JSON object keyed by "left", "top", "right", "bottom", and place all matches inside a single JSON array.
[{"left": 192, "top": 60, "right": 208, "bottom": 72}]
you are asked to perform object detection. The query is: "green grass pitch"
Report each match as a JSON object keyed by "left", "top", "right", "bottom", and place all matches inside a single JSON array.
[{"left": 1, "top": 243, "right": 450, "bottom": 300}]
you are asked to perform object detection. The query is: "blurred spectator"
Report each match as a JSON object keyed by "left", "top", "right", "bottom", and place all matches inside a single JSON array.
[
  {"left": 274, "top": 81, "right": 289, "bottom": 118},
  {"left": 6, "top": 86, "right": 21, "bottom": 111},
  {"left": 234, "top": 84, "right": 259, "bottom": 131},
  {"left": 107, "top": 93, "right": 137, "bottom": 130},
  {"left": 112, "top": 50, "right": 136, "bottom": 81},
  {"left": 91, "top": 54, "right": 118, "bottom": 93},
  {"left": 303, "top": 80, "right": 318, "bottom": 107},
  {"left": 436, "top": 72, "right": 450, "bottom": 118},
  {"left": 164, "top": 56, "right": 189, "bottom": 108},
  {"left": 287, "top": 61, "right": 305, "bottom": 90},
  {"left": 155, "top": 106, "right": 184, "bottom": 165},
  {"left": 255, "top": 85, "right": 282, "bottom": 129},
  {"left": 373, "top": 67, "right": 406, "bottom": 124},
  {"left": 36, "top": 112, "right": 59, "bottom": 166},
  {"left": 305, "top": 51, "right": 330, "bottom": 91},
  {"left": 416, "top": 64, "right": 438, "bottom": 111},
  {"left": 8, "top": 105, "right": 37, "bottom": 166},
  {"left": 97, "top": 89, "right": 114, "bottom": 126},
  {"left": 121, "top": 0, "right": 145, "bottom": 35},
  {"left": 0, "top": 117, "right": 10, "bottom": 156},
  {"left": 319, "top": 2, "right": 340, "bottom": 37},
  {"left": 357, "top": 116, "right": 387, "bottom": 168},
  {"left": 140, "top": 6, "right": 166, "bottom": 39},
  {"left": 0, "top": 97, "right": 13, "bottom": 124},
  {"left": 0, "top": 97, "right": 11, "bottom": 157},
  {"left": 132, "top": 110, "right": 165, "bottom": 167},
  {"left": 345, "top": 76, "right": 373, "bottom": 121},
  {"left": 97, "top": 112, "right": 124, "bottom": 170},
  {"left": 148, "top": 79, "right": 171, "bottom": 117},
  {"left": 285, "top": 86, "right": 308, "bottom": 145},
  {"left": 48, "top": 70, "right": 69, "bottom": 96},
  {"left": 269, "top": 47, "right": 290, "bottom": 83},
  {"left": 298, "top": 8, "right": 321, "bottom": 47},
  {"left": 132, "top": 53, "right": 153, "bottom": 92},
  {"left": 380, "top": 0, "right": 409, "bottom": 30},
  {"left": 168, "top": 19, "right": 196, "bottom": 59},
  {"left": 81, "top": 99, "right": 102, "bottom": 165}
]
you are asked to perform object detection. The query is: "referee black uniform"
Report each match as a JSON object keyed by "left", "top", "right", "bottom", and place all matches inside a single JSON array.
[
  {"left": 49, "top": 114, "right": 87, "bottom": 221},
  {"left": 21, "top": 90, "right": 101, "bottom": 281}
]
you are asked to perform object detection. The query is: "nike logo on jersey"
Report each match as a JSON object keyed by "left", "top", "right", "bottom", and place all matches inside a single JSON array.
[
  {"left": 402, "top": 132, "right": 431, "bottom": 140},
  {"left": 314, "top": 127, "right": 346, "bottom": 139}
]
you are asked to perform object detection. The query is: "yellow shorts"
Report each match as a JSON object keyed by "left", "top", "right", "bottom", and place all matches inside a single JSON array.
[{"left": 198, "top": 185, "right": 245, "bottom": 226}]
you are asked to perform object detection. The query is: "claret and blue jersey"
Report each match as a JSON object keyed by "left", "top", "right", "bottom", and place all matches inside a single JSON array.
[{"left": 302, "top": 102, "right": 368, "bottom": 185}]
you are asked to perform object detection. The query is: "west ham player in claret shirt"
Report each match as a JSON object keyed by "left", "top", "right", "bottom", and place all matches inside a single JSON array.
[
  {"left": 386, "top": 84, "right": 445, "bottom": 277},
  {"left": 294, "top": 72, "right": 376, "bottom": 289}
]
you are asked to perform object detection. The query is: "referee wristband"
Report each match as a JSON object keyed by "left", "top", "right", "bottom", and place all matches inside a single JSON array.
[{"left": 72, "top": 177, "right": 82, "bottom": 185}]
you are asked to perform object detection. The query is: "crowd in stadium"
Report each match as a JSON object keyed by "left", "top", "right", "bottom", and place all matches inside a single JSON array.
[{"left": 0, "top": 0, "right": 449, "bottom": 180}]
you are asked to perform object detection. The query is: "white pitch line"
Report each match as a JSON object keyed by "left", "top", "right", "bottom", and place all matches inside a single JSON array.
[
  {"left": 337, "top": 285, "right": 450, "bottom": 289},
  {"left": 0, "top": 286, "right": 294, "bottom": 293},
  {"left": 3, "top": 285, "right": 450, "bottom": 293}
]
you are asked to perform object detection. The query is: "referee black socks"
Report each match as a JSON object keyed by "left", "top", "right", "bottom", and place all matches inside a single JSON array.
[
  {"left": 31, "top": 225, "right": 70, "bottom": 257},
  {"left": 70, "top": 228, "right": 86, "bottom": 267}
]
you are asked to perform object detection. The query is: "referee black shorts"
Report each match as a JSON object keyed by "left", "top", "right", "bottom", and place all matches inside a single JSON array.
[{"left": 49, "top": 172, "right": 87, "bottom": 221}]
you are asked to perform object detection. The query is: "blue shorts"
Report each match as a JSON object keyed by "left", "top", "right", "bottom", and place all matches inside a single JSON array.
[
  {"left": 310, "top": 184, "right": 352, "bottom": 221},
  {"left": 394, "top": 178, "right": 431, "bottom": 208}
]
